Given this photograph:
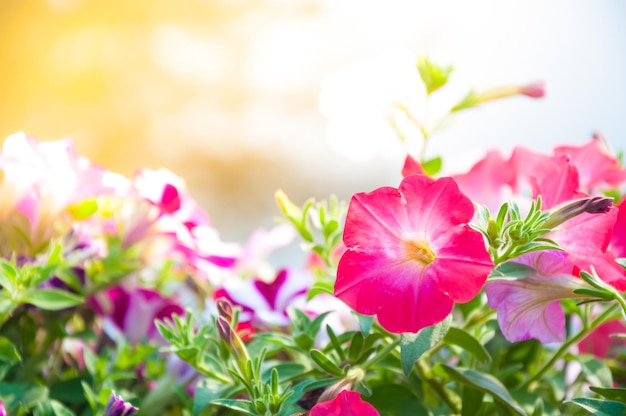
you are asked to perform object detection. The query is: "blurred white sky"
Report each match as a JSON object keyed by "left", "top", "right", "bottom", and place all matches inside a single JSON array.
[{"left": 4, "top": 0, "right": 626, "bottom": 254}]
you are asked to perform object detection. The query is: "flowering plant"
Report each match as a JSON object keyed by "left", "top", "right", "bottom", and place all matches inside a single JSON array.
[{"left": 1, "top": 57, "right": 626, "bottom": 416}]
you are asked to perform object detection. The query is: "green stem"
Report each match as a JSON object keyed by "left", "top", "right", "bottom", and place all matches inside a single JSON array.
[
  {"left": 360, "top": 337, "right": 400, "bottom": 370},
  {"left": 605, "top": 286, "right": 626, "bottom": 321},
  {"left": 416, "top": 357, "right": 460, "bottom": 414},
  {"left": 520, "top": 304, "right": 619, "bottom": 390}
]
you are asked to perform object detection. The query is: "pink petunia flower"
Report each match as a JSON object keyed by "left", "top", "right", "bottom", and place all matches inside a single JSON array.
[
  {"left": 213, "top": 268, "right": 310, "bottom": 327},
  {"left": 486, "top": 251, "right": 588, "bottom": 343},
  {"left": 452, "top": 150, "right": 517, "bottom": 213},
  {"left": 578, "top": 318, "right": 626, "bottom": 358},
  {"left": 553, "top": 135, "right": 626, "bottom": 192},
  {"left": 510, "top": 146, "right": 626, "bottom": 290},
  {"left": 92, "top": 285, "right": 184, "bottom": 344},
  {"left": 310, "top": 390, "right": 380, "bottom": 416},
  {"left": 335, "top": 174, "right": 493, "bottom": 334},
  {"left": 610, "top": 197, "right": 626, "bottom": 259}
]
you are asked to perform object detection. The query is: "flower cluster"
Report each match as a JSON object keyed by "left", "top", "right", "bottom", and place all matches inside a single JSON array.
[{"left": 1, "top": 57, "right": 626, "bottom": 416}]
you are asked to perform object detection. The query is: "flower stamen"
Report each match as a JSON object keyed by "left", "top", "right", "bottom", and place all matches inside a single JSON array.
[{"left": 403, "top": 240, "right": 435, "bottom": 265}]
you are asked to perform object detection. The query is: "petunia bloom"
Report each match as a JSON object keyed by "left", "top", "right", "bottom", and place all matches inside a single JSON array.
[
  {"left": 310, "top": 390, "right": 380, "bottom": 416},
  {"left": 486, "top": 251, "right": 589, "bottom": 343},
  {"left": 103, "top": 391, "right": 138, "bottom": 416},
  {"left": 213, "top": 268, "right": 310, "bottom": 327},
  {"left": 553, "top": 135, "right": 626, "bottom": 192},
  {"left": 335, "top": 174, "right": 493, "bottom": 333},
  {"left": 578, "top": 318, "right": 626, "bottom": 358},
  {"left": 92, "top": 286, "right": 184, "bottom": 344}
]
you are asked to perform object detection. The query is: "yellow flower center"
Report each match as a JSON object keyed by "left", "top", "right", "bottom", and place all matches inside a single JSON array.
[{"left": 402, "top": 239, "right": 435, "bottom": 266}]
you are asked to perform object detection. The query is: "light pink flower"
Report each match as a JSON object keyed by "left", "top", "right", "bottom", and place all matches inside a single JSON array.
[
  {"left": 214, "top": 268, "right": 310, "bottom": 327},
  {"left": 335, "top": 174, "right": 493, "bottom": 333},
  {"left": 310, "top": 390, "right": 380, "bottom": 416},
  {"left": 0, "top": 132, "right": 118, "bottom": 256},
  {"left": 486, "top": 251, "right": 588, "bottom": 343}
]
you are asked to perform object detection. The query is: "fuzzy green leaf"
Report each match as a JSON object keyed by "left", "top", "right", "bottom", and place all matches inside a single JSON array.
[
  {"left": 433, "top": 365, "right": 526, "bottom": 415},
  {"left": 400, "top": 315, "right": 451, "bottom": 375}
]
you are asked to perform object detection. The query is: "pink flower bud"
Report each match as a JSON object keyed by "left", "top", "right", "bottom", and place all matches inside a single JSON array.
[{"left": 519, "top": 81, "right": 545, "bottom": 98}]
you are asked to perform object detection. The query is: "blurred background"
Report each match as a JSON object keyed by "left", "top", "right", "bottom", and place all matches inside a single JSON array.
[{"left": 1, "top": 0, "right": 625, "bottom": 251}]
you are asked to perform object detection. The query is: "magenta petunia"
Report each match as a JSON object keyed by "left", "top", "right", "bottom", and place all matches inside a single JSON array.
[
  {"left": 310, "top": 390, "right": 380, "bottom": 416},
  {"left": 453, "top": 150, "right": 517, "bottom": 213},
  {"left": 335, "top": 174, "right": 493, "bottom": 334},
  {"left": 611, "top": 198, "right": 626, "bottom": 258},
  {"left": 554, "top": 136, "right": 626, "bottom": 192}
]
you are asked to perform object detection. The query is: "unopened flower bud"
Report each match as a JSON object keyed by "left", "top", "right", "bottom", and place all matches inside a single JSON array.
[
  {"left": 519, "top": 81, "right": 545, "bottom": 98},
  {"left": 103, "top": 392, "right": 138, "bottom": 416},
  {"left": 316, "top": 367, "right": 365, "bottom": 404},
  {"left": 0, "top": 400, "right": 7, "bottom": 416},
  {"left": 544, "top": 196, "right": 613, "bottom": 230},
  {"left": 216, "top": 297, "right": 233, "bottom": 323},
  {"left": 317, "top": 378, "right": 356, "bottom": 403},
  {"left": 216, "top": 316, "right": 250, "bottom": 373}
]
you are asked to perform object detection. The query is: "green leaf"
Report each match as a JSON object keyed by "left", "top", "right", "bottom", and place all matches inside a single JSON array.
[
  {"left": 451, "top": 90, "right": 479, "bottom": 112},
  {"left": 22, "top": 289, "right": 84, "bottom": 310},
  {"left": 577, "top": 354, "right": 613, "bottom": 388},
  {"left": 565, "top": 398, "right": 626, "bottom": 415},
  {"left": 422, "top": 156, "right": 442, "bottom": 176},
  {"left": 444, "top": 327, "right": 491, "bottom": 363},
  {"left": 0, "top": 292, "right": 15, "bottom": 316},
  {"left": 50, "top": 400, "right": 76, "bottom": 416},
  {"left": 310, "top": 349, "right": 344, "bottom": 377},
  {"left": 211, "top": 399, "right": 257, "bottom": 415},
  {"left": 366, "top": 384, "right": 426, "bottom": 415},
  {"left": 193, "top": 379, "right": 235, "bottom": 416},
  {"left": 0, "top": 261, "right": 17, "bottom": 292},
  {"left": 616, "top": 258, "right": 626, "bottom": 269},
  {"left": 462, "top": 386, "right": 485, "bottom": 416},
  {"left": 490, "top": 262, "right": 536, "bottom": 280},
  {"left": 308, "top": 280, "right": 334, "bottom": 298},
  {"left": 326, "top": 326, "right": 347, "bottom": 362},
  {"left": 417, "top": 56, "right": 453, "bottom": 95},
  {"left": 400, "top": 315, "right": 451, "bottom": 375},
  {"left": 0, "top": 336, "right": 21, "bottom": 363},
  {"left": 433, "top": 365, "right": 526, "bottom": 415},
  {"left": 589, "top": 386, "right": 626, "bottom": 403},
  {"left": 0, "top": 381, "right": 48, "bottom": 415},
  {"left": 353, "top": 312, "right": 374, "bottom": 336},
  {"left": 348, "top": 332, "right": 364, "bottom": 362}
]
